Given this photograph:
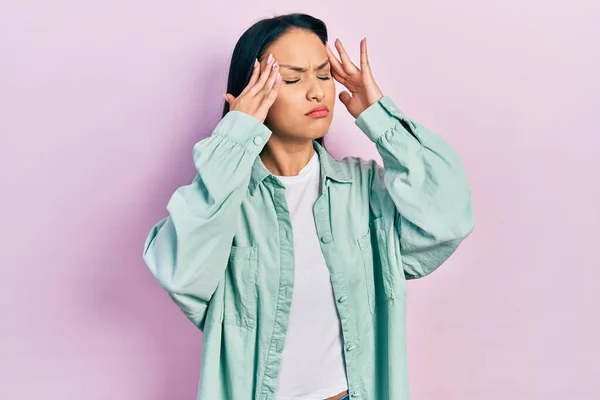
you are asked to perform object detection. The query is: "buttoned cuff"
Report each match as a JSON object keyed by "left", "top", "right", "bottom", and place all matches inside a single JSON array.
[
  {"left": 213, "top": 111, "right": 272, "bottom": 154},
  {"left": 355, "top": 96, "right": 419, "bottom": 144}
]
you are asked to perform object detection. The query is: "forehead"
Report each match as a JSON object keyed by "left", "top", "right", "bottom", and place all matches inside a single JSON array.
[{"left": 266, "top": 29, "right": 327, "bottom": 64}]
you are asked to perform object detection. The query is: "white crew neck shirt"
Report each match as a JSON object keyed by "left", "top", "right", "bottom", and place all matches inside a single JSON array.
[{"left": 272, "top": 151, "right": 348, "bottom": 400}]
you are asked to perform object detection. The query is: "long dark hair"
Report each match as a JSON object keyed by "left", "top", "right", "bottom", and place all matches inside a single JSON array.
[{"left": 222, "top": 13, "right": 328, "bottom": 146}]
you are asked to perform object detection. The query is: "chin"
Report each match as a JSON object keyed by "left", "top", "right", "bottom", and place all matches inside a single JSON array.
[
  {"left": 308, "top": 127, "right": 331, "bottom": 141},
  {"left": 306, "top": 117, "right": 332, "bottom": 130},
  {"left": 277, "top": 119, "right": 332, "bottom": 142}
]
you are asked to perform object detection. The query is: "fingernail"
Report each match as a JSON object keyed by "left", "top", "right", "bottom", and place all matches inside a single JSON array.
[
  {"left": 272, "top": 61, "right": 278, "bottom": 71},
  {"left": 254, "top": 59, "right": 259, "bottom": 68},
  {"left": 275, "top": 73, "right": 282, "bottom": 83},
  {"left": 267, "top": 53, "right": 273, "bottom": 63}
]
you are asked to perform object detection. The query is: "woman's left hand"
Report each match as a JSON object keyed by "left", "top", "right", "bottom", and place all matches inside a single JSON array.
[{"left": 326, "top": 38, "right": 384, "bottom": 119}]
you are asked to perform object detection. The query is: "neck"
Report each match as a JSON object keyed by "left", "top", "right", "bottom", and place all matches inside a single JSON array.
[{"left": 260, "top": 136, "right": 315, "bottom": 177}]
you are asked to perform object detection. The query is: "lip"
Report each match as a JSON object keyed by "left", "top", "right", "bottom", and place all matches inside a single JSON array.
[{"left": 306, "top": 106, "right": 330, "bottom": 118}]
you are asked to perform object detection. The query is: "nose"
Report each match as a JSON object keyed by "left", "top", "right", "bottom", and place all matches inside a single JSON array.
[{"left": 306, "top": 78, "right": 326, "bottom": 102}]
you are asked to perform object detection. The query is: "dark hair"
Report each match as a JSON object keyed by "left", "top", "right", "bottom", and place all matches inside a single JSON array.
[{"left": 222, "top": 13, "right": 328, "bottom": 146}]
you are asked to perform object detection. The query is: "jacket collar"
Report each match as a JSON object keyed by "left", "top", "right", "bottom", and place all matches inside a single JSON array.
[{"left": 248, "top": 140, "right": 352, "bottom": 195}]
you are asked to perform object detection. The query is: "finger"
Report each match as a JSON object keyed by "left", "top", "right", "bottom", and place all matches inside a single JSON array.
[
  {"left": 326, "top": 41, "right": 348, "bottom": 80},
  {"left": 257, "top": 74, "right": 282, "bottom": 115},
  {"left": 249, "top": 54, "right": 276, "bottom": 96},
  {"left": 261, "top": 62, "right": 280, "bottom": 95},
  {"left": 360, "top": 38, "right": 371, "bottom": 72},
  {"left": 331, "top": 68, "right": 348, "bottom": 86},
  {"left": 240, "top": 59, "right": 261, "bottom": 96},
  {"left": 339, "top": 90, "right": 352, "bottom": 107},
  {"left": 334, "top": 39, "right": 359, "bottom": 75}
]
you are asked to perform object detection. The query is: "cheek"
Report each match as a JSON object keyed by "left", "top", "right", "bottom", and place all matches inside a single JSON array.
[
  {"left": 327, "top": 83, "right": 337, "bottom": 102},
  {"left": 266, "top": 92, "right": 300, "bottom": 127},
  {"left": 271, "top": 90, "right": 302, "bottom": 116}
]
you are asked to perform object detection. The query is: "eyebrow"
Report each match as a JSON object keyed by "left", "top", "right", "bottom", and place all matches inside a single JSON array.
[{"left": 278, "top": 60, "right": 330, "bottom": 72}]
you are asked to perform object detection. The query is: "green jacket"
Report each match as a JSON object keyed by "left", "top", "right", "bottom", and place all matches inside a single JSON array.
[{"left": 143, "top": 95, "right": 474, "bottom": 399}]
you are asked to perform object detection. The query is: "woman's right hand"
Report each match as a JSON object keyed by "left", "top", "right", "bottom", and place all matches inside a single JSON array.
[{"left": 223, "top": 53, "right": 282, "bottom": 124}]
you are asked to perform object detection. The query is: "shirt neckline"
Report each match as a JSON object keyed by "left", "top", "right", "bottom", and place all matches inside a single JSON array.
[{"left": 273, "top": 151, "right": 319, "bottom": 185}]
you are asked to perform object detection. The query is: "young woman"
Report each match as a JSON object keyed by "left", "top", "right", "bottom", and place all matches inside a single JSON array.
[{"left": 143, "top": 13, "right": 474, "bottom": 400}]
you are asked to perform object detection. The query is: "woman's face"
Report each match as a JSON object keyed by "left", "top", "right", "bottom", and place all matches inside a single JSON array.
[{"left": 262, "top": 29, "right": 336, "bottom": 142}]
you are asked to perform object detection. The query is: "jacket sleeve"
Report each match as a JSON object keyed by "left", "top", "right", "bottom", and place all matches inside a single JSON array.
[
  {"left": 355, "top": 96, "right": 474, "bottom": 279},
  {"left": 142, "top": 111, "right": 271, "bottom": 329}
]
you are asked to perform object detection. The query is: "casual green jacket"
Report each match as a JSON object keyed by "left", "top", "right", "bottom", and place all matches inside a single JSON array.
[{"left": 143, "top": 95, "right": 474, "bottom": 400}]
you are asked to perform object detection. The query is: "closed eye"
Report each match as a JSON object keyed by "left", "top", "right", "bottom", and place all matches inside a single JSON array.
[{"left": 284, "top": 77, "right": 331, "bottom": 84}]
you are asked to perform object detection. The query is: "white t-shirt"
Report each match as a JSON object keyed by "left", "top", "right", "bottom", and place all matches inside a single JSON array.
[{"left": 273, "top": 150, "right": 348, "bottom": 400}]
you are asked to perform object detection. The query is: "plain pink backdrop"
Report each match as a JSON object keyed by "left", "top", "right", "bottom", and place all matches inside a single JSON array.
[{"left": 2, "top": 1, "right": 599, "bottom": 399}]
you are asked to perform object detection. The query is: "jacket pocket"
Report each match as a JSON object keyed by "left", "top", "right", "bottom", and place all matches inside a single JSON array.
[
  {"left": 222, "top": 245, "right": 258, "bottom": 328},
  {"left": 371, "top": 217, "right": 396, "bottom": 300},
  {"left": 357, "top": 230, "right": 376, "bottom": 314},
  {"left": 357, "top": 217, "right": 396, "bottom": 312}
]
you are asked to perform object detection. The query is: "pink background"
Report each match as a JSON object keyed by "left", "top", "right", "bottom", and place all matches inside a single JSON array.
[{"left": 2, "top": 1, "right": 599, "bottom": 399}]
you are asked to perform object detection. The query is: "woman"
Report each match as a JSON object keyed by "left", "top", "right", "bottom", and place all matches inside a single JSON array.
[{"left": 143, "top": 13, "right": 474, "bottom": 400}]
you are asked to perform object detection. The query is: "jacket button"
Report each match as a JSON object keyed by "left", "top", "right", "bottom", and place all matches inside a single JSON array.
[
  {"left": 320, "top": 235, "right": 332, "bottom": 244},
  {"left": 338, "top": 295, "right": 347, "bottom": 303},
  {"left": 253, "top": 136, "right": 263, "bottom": 146}
]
